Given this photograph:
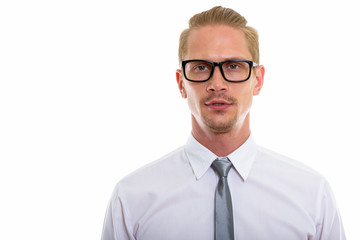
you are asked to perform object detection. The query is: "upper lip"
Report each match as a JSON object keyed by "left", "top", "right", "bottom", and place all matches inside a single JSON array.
[{"left": 205, "top": 99, "right": 232, "bottom": 105}]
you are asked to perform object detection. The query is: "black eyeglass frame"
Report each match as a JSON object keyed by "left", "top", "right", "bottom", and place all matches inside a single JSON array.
[{"left": 181, "top": 59, "right": 258, "bottom": 83}]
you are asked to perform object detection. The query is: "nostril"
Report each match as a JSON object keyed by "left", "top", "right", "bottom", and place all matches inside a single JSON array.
[{"left": 207, "top": 86, "right": 227, "bottom": 93}]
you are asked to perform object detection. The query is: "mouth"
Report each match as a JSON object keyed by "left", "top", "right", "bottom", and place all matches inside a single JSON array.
[{"left": 205, "top": 99, "right": 232, "bottom": 110}]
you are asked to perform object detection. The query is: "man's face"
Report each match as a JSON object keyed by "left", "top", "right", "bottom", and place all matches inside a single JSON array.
[{"left": 176, "top": 25, "right": 264, "bottom": 134}]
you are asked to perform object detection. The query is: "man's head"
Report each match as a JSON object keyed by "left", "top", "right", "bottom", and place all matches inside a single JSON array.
[
  {"left": 176, "top": 6, "right": 264, "bottom": 136},
  {"left": 178, "top": 6, "right": 259, "bottom": 65}
]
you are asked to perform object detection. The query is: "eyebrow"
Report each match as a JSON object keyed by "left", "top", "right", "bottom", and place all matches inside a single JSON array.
[
  {"left": 223, "top": 57, "right": 251, "bottom": 61},
  {"left": 189, "top": 57, "right": 251, "bottom": 62},
  {"left": 182, "top": 57, "right": 253, "bottom": 63}
]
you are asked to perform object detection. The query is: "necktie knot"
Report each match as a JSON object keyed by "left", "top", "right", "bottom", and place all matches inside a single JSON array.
[{"left": 212, "top": 158, "right": 232, "bottom": 178}]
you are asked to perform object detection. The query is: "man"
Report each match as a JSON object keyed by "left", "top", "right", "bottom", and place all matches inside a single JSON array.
[{"left": 101, "top": 6, "right": 345, "bottom": 240}]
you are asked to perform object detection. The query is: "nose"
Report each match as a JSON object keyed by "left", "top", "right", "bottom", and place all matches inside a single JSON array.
[{"left": 206, "top": 66, "right": 228, "bottom": 93}]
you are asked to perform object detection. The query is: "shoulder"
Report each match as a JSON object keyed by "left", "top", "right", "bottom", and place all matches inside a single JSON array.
[
  {"left": 256, "top": 145, "right": 323, "bottom": 177},
  {"left": 253, "top": 145, "right": 327, "bottom": 190},
  {"left": 112, "top": 145, "right": 192, "bottom": 197},
  {"left": 108, "top": 145, "right": 195, "bottom": 219}
]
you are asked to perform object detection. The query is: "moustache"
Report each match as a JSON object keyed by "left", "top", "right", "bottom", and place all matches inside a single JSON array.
[{"left": 201, "top": 93, "right": 238, "bottom": 105}]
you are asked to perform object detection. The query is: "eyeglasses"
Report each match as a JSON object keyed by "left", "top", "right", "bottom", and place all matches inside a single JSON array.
[{"left": 181, "top": 59, "right": 258, "bottom": 82}]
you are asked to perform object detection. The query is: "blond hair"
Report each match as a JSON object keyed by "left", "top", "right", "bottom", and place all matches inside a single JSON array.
[{"left": 178, "top": 6, "right": 259, "bottom": 64}]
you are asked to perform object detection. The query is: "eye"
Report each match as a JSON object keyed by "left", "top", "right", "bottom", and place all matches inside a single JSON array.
[
  {"left": 224, "top": 61, "right": 247, "bottom": 71},
  {"left": 228, "top": 64, "right": 239, "bottom": 70},
  {"left": 194, "top": 64, "right": 210, "bottom": 72}
]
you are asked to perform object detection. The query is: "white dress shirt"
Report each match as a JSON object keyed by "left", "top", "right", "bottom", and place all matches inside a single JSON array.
[{"left": 101, "top": 134, "right": 345, "bottom": 240}]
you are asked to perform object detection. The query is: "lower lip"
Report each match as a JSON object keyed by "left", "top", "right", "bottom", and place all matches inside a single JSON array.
[{"left": 206, "top": 104, "right": 232, "bottom": 110}]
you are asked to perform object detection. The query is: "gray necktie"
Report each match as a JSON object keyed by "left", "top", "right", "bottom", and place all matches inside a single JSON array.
[{"left": 212, "top": 158, "right": 234, "bottom": 240}]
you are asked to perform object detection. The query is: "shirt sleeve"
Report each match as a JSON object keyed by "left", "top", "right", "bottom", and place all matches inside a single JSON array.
[
  {"left": 315, "top": 180, "right": 346, "bottom": 240},
  {"left": 101, "top": 187, "right": 135, "bottom": 240}
]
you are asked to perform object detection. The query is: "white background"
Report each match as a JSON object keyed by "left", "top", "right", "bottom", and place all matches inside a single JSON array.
[{"left": 1, "top": 0, "right": 359, "bottom": 239}]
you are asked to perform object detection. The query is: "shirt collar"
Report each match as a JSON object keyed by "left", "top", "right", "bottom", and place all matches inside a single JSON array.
[{"left": 184, "top": 133, "right": 257, "bottom": 181}]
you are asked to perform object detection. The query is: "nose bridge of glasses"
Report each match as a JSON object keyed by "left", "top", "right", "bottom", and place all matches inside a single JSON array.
[{"left": 210, "top": 62, "right": 227, "bottom": 81}]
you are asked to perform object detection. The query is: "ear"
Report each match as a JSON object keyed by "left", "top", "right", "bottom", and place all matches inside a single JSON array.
[
  {"left": 253, "top": 65, "right": 265, "bottom": 96},
  {"left": 176, "top": 69, "right": 187, "bottom": 98}
]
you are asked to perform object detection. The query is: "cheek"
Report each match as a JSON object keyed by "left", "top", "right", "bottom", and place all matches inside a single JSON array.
[
  {"left": 233, "top": 85, "right": 254, "bottom": 109},
  {"left": 186, "top": 90, "right": 200, "bottom": 109},
  {"left": 239, "top": 90, "right": 253, "bottom": 104},
  {"left": 234, "top": 83, "right": 253, "bottom": 98},
  {"left": 184, "top": 86, "right": 204, "bottom": 112}
]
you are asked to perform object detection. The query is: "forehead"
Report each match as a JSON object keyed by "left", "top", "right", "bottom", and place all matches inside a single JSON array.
[{"left": 185, "top": 24, "right": 252, "bottom": 61}]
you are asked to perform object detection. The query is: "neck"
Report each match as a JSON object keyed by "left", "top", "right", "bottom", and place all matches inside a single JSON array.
[{"left": 191, "top": 115, "right": 251, "bottom": 157}]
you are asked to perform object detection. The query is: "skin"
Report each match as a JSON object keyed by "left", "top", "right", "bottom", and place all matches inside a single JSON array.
[{"left": 176, "top": 24, "right": 265, "bottom": 157}]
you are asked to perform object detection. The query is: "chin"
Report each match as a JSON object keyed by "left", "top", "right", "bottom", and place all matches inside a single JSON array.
[{"left": 202, "top": 116, "right": 238, "bottom": 134}]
